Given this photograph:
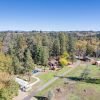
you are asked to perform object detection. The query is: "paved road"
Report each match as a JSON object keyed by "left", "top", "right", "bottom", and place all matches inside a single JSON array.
[{"left": 23, "top": 61, "right": 80, "bottom": 100}]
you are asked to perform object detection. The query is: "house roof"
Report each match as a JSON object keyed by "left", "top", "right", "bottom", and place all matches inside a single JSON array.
[
  {"left": 49, "top": 59, "right": 58, "bottom": 64},
  {"left": 96, "top": 61, "right": 100, "bottom": 63},
  {"left": 15, "top": 78, "right": 28, "bottom": 87}
]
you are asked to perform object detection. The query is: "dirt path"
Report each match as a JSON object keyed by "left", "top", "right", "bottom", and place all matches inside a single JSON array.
[
  {"left": 13, "top": 90, "right": 28, "bottom": 100},
  {"left": 27, "top": 76, "right": 40, "bottom": 87},
  {"left": 23, "top": 61, "right": 80, "bottom": 100}
]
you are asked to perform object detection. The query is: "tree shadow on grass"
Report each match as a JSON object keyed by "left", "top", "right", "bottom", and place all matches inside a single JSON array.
[
  {"left": 67, "top": 77, "right": 100, "bottom": 84},
  {"left": 54, "top": 75, "right": 100, "bottom": 84},
  {"left": 34, "top": 96, "right": 49, "bottom": 100}
]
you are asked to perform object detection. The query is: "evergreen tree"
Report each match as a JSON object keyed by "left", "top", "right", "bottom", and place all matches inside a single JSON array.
[
  {"left": 42, "top": 34, "right": 49, "bottom": 46},
  {"left": 41, "top": 46, "right": 49, "bottom": 66},
  {"left": 24, "top": 49, "right": 34, "bottom": 81},
  {"left": 12, "top": 56, "right": 22, "bottom": 74},
  {"left": 52, "top": 39, "right": 60, "bottom": 56},
  {"left": 24, "top": 49, "right": 33, "bottom": 72},
  {"left": 58, "top": 33, "right": 66, "bottom": 55},
  {"left": 67, "top": 34, "right": 75, "bottom": 63},
  {"left": 34, "top": 45, "right": 43, "bottom": 64}
]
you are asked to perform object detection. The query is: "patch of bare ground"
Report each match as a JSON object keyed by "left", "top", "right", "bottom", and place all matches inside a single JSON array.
[
  {"left": 46, "top": 82, "right": 77, "bottom": 100},
  {"left": 80, "top": 88, "right": 100, "bottom": 100},
  {"left": 44, "top": 81, "right": 100, "bottom": 100}
]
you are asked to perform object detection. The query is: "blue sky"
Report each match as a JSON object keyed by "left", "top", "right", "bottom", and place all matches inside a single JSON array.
[{"left": 0, "top": 0, "right": 100, "bottom": 31}]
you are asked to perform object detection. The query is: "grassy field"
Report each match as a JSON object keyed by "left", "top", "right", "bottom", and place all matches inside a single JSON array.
[
  {"left": 37, "top": 63, "right": 100, "bottom": 100},
  {"left": 29, "top": 65, "right": 71, "bottom": 94},
  {"left": 38, "top": 65, "right": 71, "bottom": 85}
]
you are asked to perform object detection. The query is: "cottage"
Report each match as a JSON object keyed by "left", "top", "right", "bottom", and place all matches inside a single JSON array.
[{"left": 48, "top": 59, "right": 59, "bottom": 70}]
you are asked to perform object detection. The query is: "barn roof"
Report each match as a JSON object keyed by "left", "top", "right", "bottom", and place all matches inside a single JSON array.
[{"left": 15, "top": 78, "right": 28, "bottom": 87}]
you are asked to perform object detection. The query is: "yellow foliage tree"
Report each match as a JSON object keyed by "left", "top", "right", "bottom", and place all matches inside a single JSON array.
[
  {"left": 0, "top": 52, "right": 12, "bottom": 72},
  {"left": 76, "top": 40, "right": 87, "bottom": 52},
  {"left": 61, "top": 52, "right": 69, "bottom": 59},
  {"left": 0, "top": 72, "right": 10, "bottom": 89},
  {"left": 0, "top": 53, "right": 14, "bottom": 91},
  {"left": 59, "top": 52, "right": 69, "bottom": 67},
  {"left": 59, "top": 58, "right": 68, "bottom": 66}
]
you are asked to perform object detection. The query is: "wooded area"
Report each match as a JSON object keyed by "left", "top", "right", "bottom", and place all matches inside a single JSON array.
[{"left": 0, "top": 31, "right": 100, "bottom": 99}]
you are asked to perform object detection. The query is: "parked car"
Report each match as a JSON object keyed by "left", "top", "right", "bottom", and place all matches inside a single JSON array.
[{"left": 32, "top": 70, "right": 39, "bottom": 74}]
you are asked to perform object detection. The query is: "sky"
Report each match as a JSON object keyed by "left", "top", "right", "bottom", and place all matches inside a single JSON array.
[{"left": 0, "top": 0, "right": 100, "bottom": 31}]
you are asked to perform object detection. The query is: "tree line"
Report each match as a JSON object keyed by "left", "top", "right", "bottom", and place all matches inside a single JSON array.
[
  {"left": 0, "top": 32, "right": 99, "bottom": 74},
  {"left": 0, "top": 31, "right": 99, "bottom": 99}
]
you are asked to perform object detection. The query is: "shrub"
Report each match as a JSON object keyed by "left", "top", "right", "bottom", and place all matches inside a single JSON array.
[
  {"left": 61, "top": 52, "right": 69, "bottom": 59},
  {"left": 0, "top": 80, "right": 19, "bottom": 100},
  {"left": 59, "top": 58, "right": 68, "bottom": 67},
  {"left": 59, "top": 52, "right": 69, "bottom": 67}
]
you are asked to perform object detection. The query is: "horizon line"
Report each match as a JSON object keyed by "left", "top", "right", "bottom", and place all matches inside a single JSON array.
[{"left": 0, "top": 30, "right": 100, "bottom": 32}]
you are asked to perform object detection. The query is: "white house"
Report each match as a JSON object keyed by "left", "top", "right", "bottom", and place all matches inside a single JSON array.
[
  {"left": 15, "top": 78, "right": 32, "bottom": 91},
  {"left": 15, "top": 76, "right": 40, "bottom": 92}
]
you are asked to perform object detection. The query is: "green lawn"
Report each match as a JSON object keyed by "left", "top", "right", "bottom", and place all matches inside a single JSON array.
[
  {"left": 38, "top": 66, "right": 71, "bottom": 85},
  {"left": 66, "top": 64, "right": 100, "bottom": 78},
  {"left": 37, "top": 63, "right": 100, "bottom": 100}
]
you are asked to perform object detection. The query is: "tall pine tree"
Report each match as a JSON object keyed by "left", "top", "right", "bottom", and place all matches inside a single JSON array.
[
  {"left": 41, "top": 46, "right": 49, "bottom": 66},
  {"left": 24, "top": 49, "right": 34, "bottom": 81},
  {"left": 34, "top": 45, "right": 43, "bottom": 65},
  {"left": 52, "top": 39, "right": 60, "bottom": 56},
  {"left": 58, "top": 33, "right": 66, "bottom": 55},
  {"left": 12, "top": 56, "right": 22, "bottom": 74},
  {"left": 67, "top": 34, "right": 75, "bottom": 63},
  {"left": 24, "top": 49, "right": 34, "bottom": 73}
]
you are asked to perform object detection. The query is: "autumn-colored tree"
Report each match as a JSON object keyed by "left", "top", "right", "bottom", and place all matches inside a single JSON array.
[
  {"left": 0, "top": 52, "right": 12, "bottom": 73},
  {"left": 59, "top": 52, "right": 69, "bottom": 67},
  {"left": 75, "top": 40, "right": 87, "bottom": 56}
]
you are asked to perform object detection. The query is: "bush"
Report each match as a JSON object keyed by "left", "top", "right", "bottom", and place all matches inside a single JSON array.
[
  {"left": 59, "top": 58, "right": 68, "bottom": 67},
  {"left": 61, "top": 52, "right": 69, "bottom": 59},
  {"left": 59, "top": 52, "right": 69, "bottom": 67},
  {"left": 0, "top": 80, "right": 19, "bottom": 100}
]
